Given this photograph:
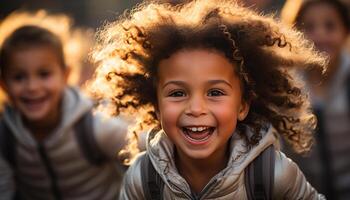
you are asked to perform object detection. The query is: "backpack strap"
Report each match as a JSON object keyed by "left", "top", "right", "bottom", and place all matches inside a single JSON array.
[
  {"left": 346, "top": 74, "right": 350, "bottom": 114},
  {"left": 140, "top": 153, "right": 164, "bottom": 200},
  {"left": 74, "top": 110, "right": 108, "bottom": 166},
  {"left": 0, "top": 119, "right": 17, "bottom": 168},
  {"left": 245, "top": 144, "right": 275, "bottom": 200},
  {"left": 0, "top": 119, "right": 21, "bottom": 200}
]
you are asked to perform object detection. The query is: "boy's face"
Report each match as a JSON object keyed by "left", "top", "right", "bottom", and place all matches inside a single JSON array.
[
  {"left": 157, "top": 49, "right": 249, "bottom": 160},
  {"left": 1, "top": 46, "right": 68, "bottom": 124},
  {"left": 301, "top": 3, "right": 348, "bottom": 61}
]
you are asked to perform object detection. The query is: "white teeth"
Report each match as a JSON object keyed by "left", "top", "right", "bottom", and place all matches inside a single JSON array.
[{"left": 187, "top": 127, "right": 209, "bottom": 132}]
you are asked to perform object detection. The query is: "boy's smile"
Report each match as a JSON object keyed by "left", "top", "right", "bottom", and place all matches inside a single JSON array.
[
  {"left": 1, "top": 46, "right": 68, "bottom": 126},
  {"left": 157, "top": 49, "right": 249, "bottom": 160}
]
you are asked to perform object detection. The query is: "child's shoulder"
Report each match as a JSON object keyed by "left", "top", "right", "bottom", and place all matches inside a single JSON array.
[
  {"left": 119, "top": 152, "right": 147, "bottom": 199},
  {"left": 274, "top": 151, "right": 299, "bottom": 185},
  {"left": 273, "top": 151, "right": 325, "bottom": 199},
  {"left": 91, "top": 113, "right": 129, "bottom": 158}
]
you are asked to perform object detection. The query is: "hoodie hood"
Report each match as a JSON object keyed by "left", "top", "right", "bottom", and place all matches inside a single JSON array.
[
  {"left": 2, "top": 87, "right": 92, "bottom": 148},
  {"left": 146, "top": 125, "right": 277, "bottom": 198}
]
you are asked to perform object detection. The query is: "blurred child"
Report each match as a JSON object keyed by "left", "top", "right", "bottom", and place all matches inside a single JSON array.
[
  {"left": 0, "top": 25, "right": 128, "bottom": 199},
  {"left": 0, "top": 10, "right": 95, "bottom": 113},
  {"left": 89, "top": 0, "right": 327, "bottom": 199},
  {"left": 283, "top": 0, "right": 350, "bottom": 199}
]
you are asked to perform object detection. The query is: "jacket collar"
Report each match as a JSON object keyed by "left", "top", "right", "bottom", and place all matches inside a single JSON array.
[{"left": 146, "top": 125, "right": 277, "bottom": 198}]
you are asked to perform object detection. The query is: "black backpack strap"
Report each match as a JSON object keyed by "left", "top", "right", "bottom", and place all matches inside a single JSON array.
[
  {"left": 74, "top": 110, "right": 108, "bottom": 166},
  {"left": 245, "top": 144, "right": 275, "bottom": 200},
  {"left": 0, "top": 119, "right": 17, "bottom": 168},
  {"left": 0, "top": 119, "right": 21, "bottom": 200},
  {"left": 314, "top": 108, "right": 336, "bottom": 199},
  {"left": 346, "top": 74, "right": 350, "bottom": 114},
  {"left": 140, "top": 153, "right": 164, "bottom": 200}
]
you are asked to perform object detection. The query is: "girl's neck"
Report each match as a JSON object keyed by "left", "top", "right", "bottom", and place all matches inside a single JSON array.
[{"left": 175, "top": 143, "right": 230, "bottom": 194}]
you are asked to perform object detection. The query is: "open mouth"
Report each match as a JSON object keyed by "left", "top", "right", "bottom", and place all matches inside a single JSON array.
[{"left": 181, "top": 126, "right": 215, "bottom": 144}]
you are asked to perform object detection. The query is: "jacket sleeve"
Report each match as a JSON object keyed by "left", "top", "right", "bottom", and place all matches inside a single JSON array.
[
  {"left": 93, "top": 113, "right": 129, "bottom": 159},
  {"left": 273, "top": 151, "right": 326, "bottom": 200},
  {"left": 0, "top": 156, "right": 15, "bottom": 200},
  {"left": 119, "top": 153, "right": 146, "bottom": 200}
]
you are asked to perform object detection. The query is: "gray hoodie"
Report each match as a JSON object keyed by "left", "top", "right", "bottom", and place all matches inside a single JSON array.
[
  {"left": 0, "top": 87, "right": 128, "bottom": 200},
  {"left": 119, "top": 127, "right": 325, "bottom": 200}
]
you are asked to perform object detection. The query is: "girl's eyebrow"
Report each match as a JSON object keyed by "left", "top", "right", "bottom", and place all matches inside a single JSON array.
[
  {"left": 162, "top": 79, "right": 233, "bottom": 89},
  {"left": 207, "top": 79, "right": 233, "bottom": 88},
  {"left": 162, "top": 80, "right": 187, "bottom": 89}
]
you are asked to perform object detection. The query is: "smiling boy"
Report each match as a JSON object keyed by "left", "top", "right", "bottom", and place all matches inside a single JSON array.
[{"left": 0, "top": 25, "right": 128, "bottom": 200}]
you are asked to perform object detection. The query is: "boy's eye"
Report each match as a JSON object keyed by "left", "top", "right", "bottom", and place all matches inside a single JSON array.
[
  {"left": 208, "top": 89, "right": 224, "bottom": 96},
  {"left": 168, "top": 90, "right": 186, "bottom": 97},
  {"left": 39, "top": 70, "right": 51, "bottom": 78},
  {"left": 12, "top": 73, "right": 26, "bottom": 82}
]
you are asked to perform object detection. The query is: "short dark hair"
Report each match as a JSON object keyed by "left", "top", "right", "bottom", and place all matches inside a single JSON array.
[
  {"left": 295, "top": 0, "right": 350, "bottom": 32},
  {"left": 0, "top": 25, "right": 66, "bottom": 77}
]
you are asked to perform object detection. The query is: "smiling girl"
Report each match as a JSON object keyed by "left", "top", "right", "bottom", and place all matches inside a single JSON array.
[{"left": 90, "top": 0, "right": 327, "bottom": 199}]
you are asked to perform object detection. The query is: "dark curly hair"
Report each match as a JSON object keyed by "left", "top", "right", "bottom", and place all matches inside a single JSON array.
[{"left": 88, "top": 0, "right": 327, "bottom": 161}]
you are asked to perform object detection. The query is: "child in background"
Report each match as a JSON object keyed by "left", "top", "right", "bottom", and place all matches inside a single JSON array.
[
  {"left": 284, "top": 0, "right": 350, "bottom": 199},
  {"left": 0, "top": 25, "right": 128, "bottom": 199},
  {"left": 90, "top": 0, "right": 326, "bottom": 199},
  {"left": 0, "top": 10, "right": 94, "bottom": 112}
]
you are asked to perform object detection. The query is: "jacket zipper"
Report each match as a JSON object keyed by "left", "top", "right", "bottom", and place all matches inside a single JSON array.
[
  {"left": 198, "top": 179, "right": 218, "bottom": 199},
  {"left": 168, "top": 179, "right": 219, "bottom": 200},
  {"left": 168, "top": 180, "right": 194, "bottom": 199},
  {"left": 37, "top": 143, "right": 62, "bottom": 200}
]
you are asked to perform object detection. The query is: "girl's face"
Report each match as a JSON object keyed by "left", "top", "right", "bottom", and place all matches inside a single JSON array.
[
  {"left": 156, "top": 49, "right": 249, "bottom": 160},
  {"left": 300, "top": 3, "right": 348, "bottom": 61},
  {"left": 1, "top": 46, "right": 68, "bottom": 125}
]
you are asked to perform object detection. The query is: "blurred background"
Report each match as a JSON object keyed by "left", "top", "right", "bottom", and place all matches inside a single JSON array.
[
  {"left": 1, "top": 0, "right": 350, "bottom": 199},
  {"left": 0, "top": 0, "right": 141, "bottom": 28},
  {"left": 0, "top": 0, "right": 288, "bottom": 29}
]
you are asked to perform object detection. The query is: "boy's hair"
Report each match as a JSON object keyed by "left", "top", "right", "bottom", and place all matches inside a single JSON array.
[
  {"left": 89, "top": 0, "right": 327, "bottom": 156},
  {"left": 295, "top": 0, "right": 350, "bottom": 32},
  {"left": 0, "top": 25, "right": 66, "bottom": 77}
]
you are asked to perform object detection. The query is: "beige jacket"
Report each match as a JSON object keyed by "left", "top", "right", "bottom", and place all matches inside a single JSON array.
[{"left": 119, "top": 126, "right": 325, "bottom": 200}]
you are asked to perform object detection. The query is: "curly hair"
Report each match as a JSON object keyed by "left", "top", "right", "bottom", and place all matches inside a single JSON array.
[{"left": 88, "top": 0, "right": 327, "bottom": 162}]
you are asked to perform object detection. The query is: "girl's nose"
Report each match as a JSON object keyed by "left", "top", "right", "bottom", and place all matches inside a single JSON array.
[{"left": 185, "top": 95, "right": 207, "bottom": 117}]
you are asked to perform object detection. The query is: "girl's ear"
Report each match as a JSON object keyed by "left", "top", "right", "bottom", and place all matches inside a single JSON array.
[
  {"left": 155, "top": 110, "right": 160, "bottom": 120},
  {"left": 238, "top": 100, "right": 250, "bottom": 121}
]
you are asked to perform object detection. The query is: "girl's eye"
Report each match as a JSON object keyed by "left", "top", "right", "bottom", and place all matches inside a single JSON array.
[
  {"left": 208, "top": 89, "right": 224, "bottom": 96},
  {"left": 169, "top": 90, "right": 186, "bottom": 97}
]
